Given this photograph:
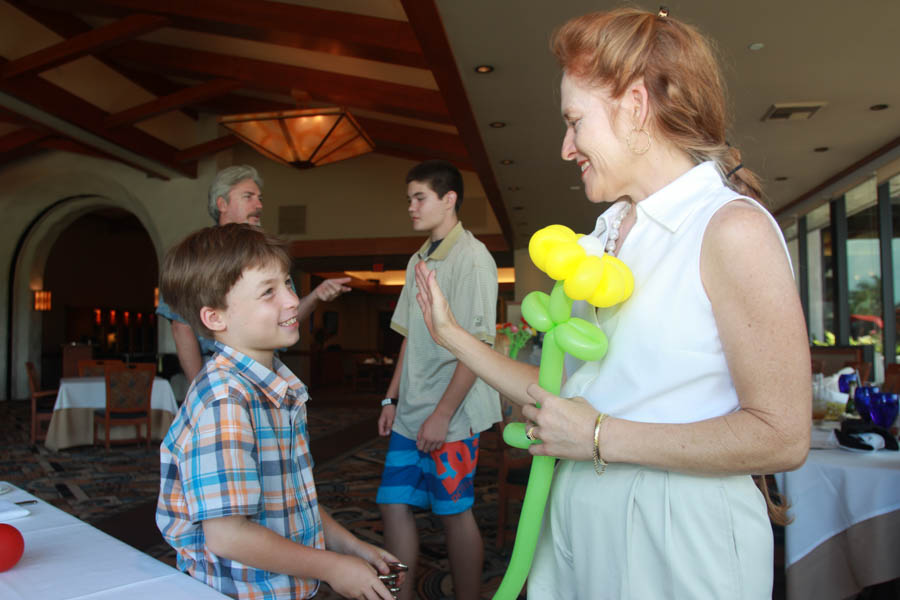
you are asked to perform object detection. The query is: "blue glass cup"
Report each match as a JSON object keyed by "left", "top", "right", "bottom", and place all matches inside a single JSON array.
[
  {"left": 870, "top": 393, "right": 899, "bottom": 429},
  {"left": 854, "top": 386, "right": 874, "bottom": 421},
  {"left": 838, "top": 372, "right": 858, "bottom": 393}
]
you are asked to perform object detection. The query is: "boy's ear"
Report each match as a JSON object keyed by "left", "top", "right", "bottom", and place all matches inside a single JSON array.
[
  {"left": 441, "top": 190, "right": 457, "bottom": 210},
  {"left": 200, "top": 306, "right": 226, "bottom": 332}
]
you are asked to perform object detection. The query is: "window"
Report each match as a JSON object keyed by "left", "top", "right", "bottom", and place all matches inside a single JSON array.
[{"left": 806, "top": 203, "right": 833, "bottom": 344}]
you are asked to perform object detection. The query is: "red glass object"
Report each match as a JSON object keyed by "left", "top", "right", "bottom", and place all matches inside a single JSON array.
[{"left": 0, "top": 524, "right": 24, "bottom": 571}]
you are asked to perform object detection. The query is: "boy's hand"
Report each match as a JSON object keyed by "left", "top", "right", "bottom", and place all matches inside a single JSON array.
[
  {"left": 351, "top": 542, "right": 407, "bottom": 588},
  {"left": 323, "top": 554, "right": 393, "bottom": 599},
  {"left": 417, "top": 412, "right": 450, "bottom": 453},
  {"left": 377, "top": 405, "right": 395, "bottom": 437}
]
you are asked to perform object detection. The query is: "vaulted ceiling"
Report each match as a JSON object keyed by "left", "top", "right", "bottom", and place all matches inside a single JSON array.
[
  {"left": 1, "top": 0, "right": 899, "bottom": 253},
  {"left": 0, "top": 0, "right": 514, "bottom": 247}
]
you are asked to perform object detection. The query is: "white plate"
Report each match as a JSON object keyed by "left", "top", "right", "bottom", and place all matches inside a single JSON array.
[{"left": 0, "top": 483, "right": 12, "bottom": 495}]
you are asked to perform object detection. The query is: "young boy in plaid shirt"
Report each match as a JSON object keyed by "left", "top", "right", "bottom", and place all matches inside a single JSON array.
[{"left": 156, "top": 224, "right": 401, "bottom": 599}]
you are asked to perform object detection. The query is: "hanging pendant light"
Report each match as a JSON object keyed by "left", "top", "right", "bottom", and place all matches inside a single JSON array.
[{"left": 218, "top": 106, "right": 375, "bottom": 169}]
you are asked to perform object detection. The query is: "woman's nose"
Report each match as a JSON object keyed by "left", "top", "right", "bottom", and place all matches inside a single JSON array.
[{"left": 561, "top": 128, "right": 576, "bottom": 161}]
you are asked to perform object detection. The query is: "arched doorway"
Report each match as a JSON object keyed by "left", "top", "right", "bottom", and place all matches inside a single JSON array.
[
  {"left": 38, "top": 208, "right": 158, "bottom": 387},
  {"left": 8, "top": 185, "right": 164, "bottom": 400}
]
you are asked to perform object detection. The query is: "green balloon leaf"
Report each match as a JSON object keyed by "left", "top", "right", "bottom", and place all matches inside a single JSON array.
[
  {"left": 521, "top": 291, "right": 553, "bottom": 332},
  {"left": 555, "top": 318, "right": 608, "bottom": 362}
]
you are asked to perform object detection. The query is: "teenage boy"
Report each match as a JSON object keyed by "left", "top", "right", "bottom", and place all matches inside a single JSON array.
[
  {"left": 157, "top": 224, "right": 399, "bottom": 600},
  {"left": 377, "top": 160, "right": 501, "bottom": 599}
]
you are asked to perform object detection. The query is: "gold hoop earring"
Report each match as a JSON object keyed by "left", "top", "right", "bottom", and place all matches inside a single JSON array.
[{"left": 626, "top": 127, "right": 651, "bottom": 155}]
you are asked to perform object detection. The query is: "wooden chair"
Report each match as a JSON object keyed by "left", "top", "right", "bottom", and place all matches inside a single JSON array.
[
  {"left": 78, "top": 359, "right": 125, "bottom": 377},
  {"left": 882, "top": 363, "right": 900, "bottom": 394},
  {"left": 93, "top": 363, "right": 155, "bottom": 450},
  {"left": 26, "top": 362, "right": 57, "bottom": 444},
  {"left": 843, "top": 360, "right": 871, "bottom": 385}
]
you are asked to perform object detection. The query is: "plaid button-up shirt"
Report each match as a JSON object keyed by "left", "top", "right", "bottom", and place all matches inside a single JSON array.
[{"left": 157, "top": 343, "right": 324, "bottom": 599}]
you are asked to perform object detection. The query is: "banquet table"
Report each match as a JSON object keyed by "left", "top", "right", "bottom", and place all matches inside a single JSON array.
[
  {"left": 0, "top": 482, "right": 228, "bottom": 600},
  {"left": 44, "top": 376, "right": 179, "bottom": 451},
  {"left": 775, "top": 447, "right": 900, "bottom": 600}
]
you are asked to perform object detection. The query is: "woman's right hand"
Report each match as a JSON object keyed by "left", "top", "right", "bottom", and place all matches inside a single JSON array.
[
  {"left": 324, "top": 554, "right": 393, "bottom": 600},
  {"left": 414, "top": 260, "right": 459, "bottom": 347}
]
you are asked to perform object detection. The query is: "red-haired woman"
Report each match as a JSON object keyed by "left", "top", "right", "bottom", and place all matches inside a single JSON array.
[{"left": 414, "top": 7, "right": 810, "bottom": 599}]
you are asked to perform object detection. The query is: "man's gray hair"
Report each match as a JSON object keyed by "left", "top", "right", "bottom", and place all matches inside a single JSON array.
[{"left": 207, "top": 165, "right": 264, "bottom": 223}]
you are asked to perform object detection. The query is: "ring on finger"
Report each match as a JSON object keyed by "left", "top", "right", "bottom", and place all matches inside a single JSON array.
[{"left": 526, "top": 425, "right": 537, "bottom": 441}]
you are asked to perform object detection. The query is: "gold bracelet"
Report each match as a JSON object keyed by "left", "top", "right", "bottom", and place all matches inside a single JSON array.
[{"left": 593, "top": 412, "right": 608, "bottom": 476}]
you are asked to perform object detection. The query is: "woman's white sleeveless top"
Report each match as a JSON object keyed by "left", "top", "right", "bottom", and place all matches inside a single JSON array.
[{"left": 562, "top": 161, "right": 791, "bottom": 423}]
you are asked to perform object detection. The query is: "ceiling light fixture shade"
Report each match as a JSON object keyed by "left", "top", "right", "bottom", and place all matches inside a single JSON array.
[{"left": 219, "top": 107, "right": 375, "bottom": 169}]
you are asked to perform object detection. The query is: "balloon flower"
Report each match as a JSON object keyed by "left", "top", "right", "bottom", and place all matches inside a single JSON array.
[{"left": 493, "top": 224, "right": 633, "bottom": 600}]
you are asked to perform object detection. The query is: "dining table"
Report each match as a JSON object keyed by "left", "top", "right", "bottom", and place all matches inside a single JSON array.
[
  {"left": 0, "top": 481, "right": 229, "bottom": 599},
  {"left": 44, "top": 376, "right": 179, "bottom": 451},
  {"left": 775, "top": 443, "right": 900, "bottom": 600}
]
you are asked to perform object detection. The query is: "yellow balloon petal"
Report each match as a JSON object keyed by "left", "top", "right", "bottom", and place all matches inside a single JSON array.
[
  {"left": 528, "top": 225, "right": 576, "bottom": 272},
  {"left": 564, "top": 255, "right": 605, "bottom": 300},
  {"left": 545, "top": 241, "right": 586, "bottom": 281},
  {"left": 588, "top": 255, "right": 634, "bottom": 307},
  {"left": 604, "top": 255, "right": 634, "bottom": 301}
]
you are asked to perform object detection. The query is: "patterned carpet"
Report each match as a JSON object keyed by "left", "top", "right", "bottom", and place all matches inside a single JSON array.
[{"left": 0, "top": 396, "right": 521, "bottom": 599}]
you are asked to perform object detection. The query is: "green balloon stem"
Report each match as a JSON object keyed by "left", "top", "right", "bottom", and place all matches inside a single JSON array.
[
  {"left": 491, "top": 455, "right": 554, "bottom": 600},
  {"left": 493, "top": 273, "right": 612, "bottom": 600},
  {"left": 548, "top": 280, "right": 572, "bottom": 325}
]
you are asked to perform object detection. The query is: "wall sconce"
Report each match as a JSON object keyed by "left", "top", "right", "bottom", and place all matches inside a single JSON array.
[
  {"left": 154, "top": 287, "right": 159, "bottom": 308},
  {"left": 94, "top": 308, "right": 101, "bottom": 325},
  {"left": 109, "top": 309, "right": 117, "bottom": 325},
  {"left": 34, "top": 290, "right": 51, "bottom": 311}
]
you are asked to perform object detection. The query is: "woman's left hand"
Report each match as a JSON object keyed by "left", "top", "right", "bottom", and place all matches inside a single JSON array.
[{"left": 520, "top": 384, "right": 600, "bottom": 461}]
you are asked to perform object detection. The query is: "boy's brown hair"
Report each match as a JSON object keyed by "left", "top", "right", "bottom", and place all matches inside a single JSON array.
[{"left": 160, "top": 223, "right": 292, "bottom": 338}]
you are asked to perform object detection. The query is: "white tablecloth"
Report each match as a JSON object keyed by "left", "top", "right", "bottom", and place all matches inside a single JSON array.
[
  {"left": 775, "top": 447, "right": 900, "bottom": 599},
  {"left": 0, "top": 482, "right": 228, "bottom": 600},
  {"left": 45, "top": 377, "right": 179, "bottom": 450},
  {"left": 53, "top": 377, "right": 178, "bottom": 413}
]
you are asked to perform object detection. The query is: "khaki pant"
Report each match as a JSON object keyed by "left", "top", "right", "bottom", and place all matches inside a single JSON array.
[{"left": 528, "top": 460, "right": 773, "bottom": 599}]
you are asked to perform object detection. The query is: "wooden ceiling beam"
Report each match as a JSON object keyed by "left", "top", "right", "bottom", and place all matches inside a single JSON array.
[
  {"left": 104, "top": 78, "right": 242, "bottom": 128},
  {"left": 1, "top": 13, "right": 168, "bottom": 80},
  {"left": 7, "top": 1, "right": 198, "bottom": 121},
  {"left": 0, "top": 67, "right": 196, "bottom": 177},
  {"left": 0, "top": 128, "right": 50, "bottom": 152},
  {"left": 37, "top": 136, "right": 168, "bottom": 178},
  {"left": 105, "top": 40, "right": 451, "bottom": 124},
  {"left": 357, "top": 117, "right": 468, "bottom": 161},
  {"left": 0, "top": 143, "right": 46, "bottom": 167},
  {"left": 21, "top": 0, "right": 426, "bottom": 68},
  {"left": 400, "top": 0, "right": 513, "bottom": 250},
  {"left": 174, "top": 135, "right": 239, "bottom": 164}
]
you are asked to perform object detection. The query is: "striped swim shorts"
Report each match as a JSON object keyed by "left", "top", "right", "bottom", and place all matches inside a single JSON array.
[{"left": 376, "top": 431, "right": 480, "bottom": 515}]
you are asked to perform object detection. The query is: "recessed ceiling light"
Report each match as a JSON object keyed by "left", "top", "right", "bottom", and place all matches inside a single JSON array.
[
  {"left": 489, "top": 121, "right": 506, "bottom": 128},
  {"left": 774, "top": 176, "right": 789, "bottom": 182},
  {"left": 870, "top": 104, "right": 889, "bottom": 111},
  {"left": 569, "top": 185, "right": 581, "bottom": 191},
  {"left": 500, "top": 159, "right": 514, "bottom": 165},
  {"left": 474, "top": 65, "right": 494, "bottom": 74},
  {"left": 814, "top": 146, "right": 829, "bottom": 153},
  {"left": 748, "top": 42, "right": 765, "bottom": 51}
]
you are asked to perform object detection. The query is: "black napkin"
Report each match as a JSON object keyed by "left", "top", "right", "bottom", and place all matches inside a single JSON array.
[{"left": 835, "top": 419, "right": 898, "bottom": 451}]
